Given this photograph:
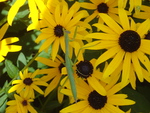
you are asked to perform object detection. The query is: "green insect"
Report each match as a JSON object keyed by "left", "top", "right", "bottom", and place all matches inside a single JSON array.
[{"left": 63, "top": 28, "right": 77, "bottom": 101}]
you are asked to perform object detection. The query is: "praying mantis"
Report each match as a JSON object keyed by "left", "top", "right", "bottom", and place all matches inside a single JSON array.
[{"left": 63, "top": 28, "right": 78, "bottom": 101}]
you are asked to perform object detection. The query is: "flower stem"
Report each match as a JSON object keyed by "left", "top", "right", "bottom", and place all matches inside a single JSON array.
[{"left": 21, "top": 52, "right": 40, "bottom": 72}]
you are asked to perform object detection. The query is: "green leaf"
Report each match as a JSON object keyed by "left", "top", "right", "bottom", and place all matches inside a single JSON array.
[
  {"left": 0, "top": 94, "right": 7, "bottom": 107},
  {"left": 17, "top": 52, "right": 27, "bottom": 69},
  {"left": 5, "top": 60, "right": 19, "bottom": 79},
  {"left": 0, "top": 100, "right": 7, "bottom": 113},
  {"left": 0, "top": 81, "right": 8, "bottom": 112},
  {"left": 121, "top": 86, "right": 150, "bottom": 113}
]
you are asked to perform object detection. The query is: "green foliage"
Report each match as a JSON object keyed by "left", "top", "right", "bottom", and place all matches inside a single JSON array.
[
  {"left": 17, "top": 52, "right": 27, "bottom": 69},
  {"left": 5, "top": 60, "right": 19, "bottom": 79},
  {"left": 121, "top": 83, "right": 150, "bottom": 113},
  {"left": 0, "top": 81, "right": 8, "bottom": 113}
]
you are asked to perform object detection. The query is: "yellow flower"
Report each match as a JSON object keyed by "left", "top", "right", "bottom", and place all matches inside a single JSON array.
[
  {"left": 60, "top": 78, "right": 135, "bottom": 113},
  {"left": 8, "top": 68, "right": 48, "bottom": 98},
  {"left": 81, "top": 0, "right": 119, "bottom": 23},
  {"left": 7, "top": 0, "right": 48, "bottom": 29},
  {"left": 35, "top": 55, "right": 65, "bottom": 99},
  {"left": 32, "top": 1, "right": 89, "bottom": 60},
  {"left": 0, "top": 23, "right": 21, "bottom": 62},
  {"left": 6, "top": 92, "right": 37, "bottom": 113},
  {"left": 83, "top": 9, "right": 150, "bottom": 88}
]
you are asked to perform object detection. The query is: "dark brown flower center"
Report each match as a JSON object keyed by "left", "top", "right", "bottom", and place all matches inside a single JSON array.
[
  {"left": 119, "top": 30, "right": 141, "bottom": 52},
  {"left": 54, "top": 25, "right": 64, "bottom": 37},
  {"left": 23, "top": 78, "right": 33, "bottom": 85},
  {"left": 97, "top": 3, "right": 109, "bottom": 13},
  {"left": 88, "top": 90, "right": 107, "bottom": 110},
  {"left": 22, "top": 100, "right": 28, "bottom": 106},
  {"left": 76, "top": 60, "right": 93, "bottom": 78}
]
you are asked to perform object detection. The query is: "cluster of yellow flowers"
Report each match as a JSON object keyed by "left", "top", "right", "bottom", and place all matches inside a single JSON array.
[{"left": 0, "top": 0, "right": 150, "bottom": 113}]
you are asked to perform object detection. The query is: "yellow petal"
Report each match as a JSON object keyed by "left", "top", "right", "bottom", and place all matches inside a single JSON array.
[
  {"left": 51, "top": 38, "right": 60, "bottom": 61},
  {"left": 129, "top": 65, "right": 136, "bottom": 89},
  {"left": 121, "top": 52, "right": 131, "bottom": 86},
  {"left": 131, "top": 52, "right": 143, "bottom": 82},
  {"left": 95, "top": 45, "right": 120, "bottom": 67},
  {"left": 36, "top": 0, "right": 56, "bottom": 26},
  {"left": 31, "top": 84, "right": 44, "bottom": 94},
  {"left": 88, "top": 76, "right": 106, "bottom": 96},
  {"left": 0, "top": 23, "right": 9, "bottom": 40},
  {"left": 54, "top": 4, "right": 61, "bottom": 25},
  {"left": 7, "top": 0, "right": 26, "bottom": 25},
  {"left": 39, "top": 36, "right": 56, "bottom": 52},
  {"left": 44, "top": 75, "right": 61, "bottom": 96},
  {"left": 28, "top": 0, "right": 38, "bottom": 26},
  {"left": 119, "top": 9, "right": 130, "bottom": 30},
  {"left": 103, "top": 50, "right": 125, "bottom": 78},
  {"left": 60, "top": 101, "right": 88, "bottom": 113},
  {"left": 137, "top": 19, "right": 150, "bottom": 38},
  {"left": 99, "top": 13, "right": 123, "bottom": 35},
  {"left": 80, "top": 3, "right": 96, "bottom": 9},
  {"left": 108, "top": 98, "right": 135, "bottom": 105}
]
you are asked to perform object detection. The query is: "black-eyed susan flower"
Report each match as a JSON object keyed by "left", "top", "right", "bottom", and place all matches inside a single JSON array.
[
  {"left": 8, "top": 68, "right": 48, "bottom": 98},
  {"left": 32, "top": 1, "right": 90, "bottom": 60},
  {"left": 83, "top": 9, "right": 150, "bottom": 88},
  {"left": 0, "top": 23, "right": 21, "bottom": 62},
  {"left": 80, "top": 0, "right": 119, "bottom": 23},
  {"left": 7, "top": 0, "right": 48, "bottom": 29},
  {"left": 60, "top": 78, "right": 135, "bottom": 113},
  {"left": 35, "top": 55, "right": 65, "bottom": 99},
  {"left": 6, "top": 92, "right": 37, "bottom": 113}
]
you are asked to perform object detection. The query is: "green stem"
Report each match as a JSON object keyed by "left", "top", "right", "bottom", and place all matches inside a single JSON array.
[{"left": 21, "top": 52, "right": 40, "bottom": 71}]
